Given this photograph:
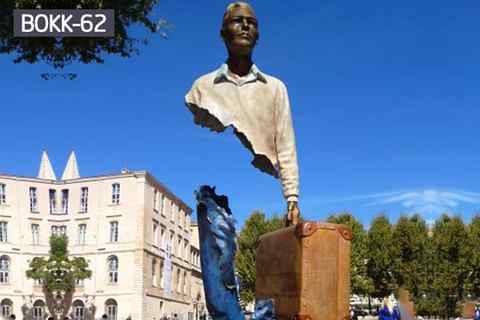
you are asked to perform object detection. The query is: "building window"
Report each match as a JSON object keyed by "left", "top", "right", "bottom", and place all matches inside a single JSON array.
[
  {"left": 110, "top": 221, "right": 119, "bottom": 242},
  {"left": 186, "top": 214, "right": 190, "bottom": 229},
  {"left": 169, "top": 231, "right": 174, "bottom": 255},
  {"left": 153, "top": 222, "right": 159, "bottom": 247},
  {"left": 112, "top": 183, "right": 120, "bottom": 205},
  {"left": 159, "top": 260, "right": 164, "bottom": 288},
  {"left": 51, "top": 225, "right": 67, "bottom": 236},
  {"left": 78, "top": 224, "right": 87, "bottom": 245},
  {"left": 183, "top": 270, "right": 188, "bottom": 294},
  {"left": 160, "top": 194, "right": 165, "bottom": 216},
  {"left": 184, "top": 240, "right": 189, "bottom": 260},
  {"left": 105, "top": 299, "right": 118, "bottom": 320},
  {"left": 0, "top": 222, "right": 7, "bottom": 242},
  {"left": 107, "top": 256, "right": 119, "bottom": 283},
  {"left": 153, "top": 189, "right": 159, "bottom": 211},
  {"left": 29, "top": 187, "right": 38, "bottom": 212},
  {"left": 176, "top": 269, "right": 181, "bottom": 293},
  {"left": 171, "top": 203, "right": 176, "bottom": 222},
  {"left": 49, "top": 189, "right": 57, "bottom": 214},
  {"left": 170, "top": 265, "right": 174, "bottom": 290},
  {"left": 31, "top": 224, "right": 40, "bottom": 245},
  {"left": 0, "top": 299, "right": 12, "bottom": 318},
  {"left": 160, "top": 225, "right": 166, "bottom": 249},
  {"left": 0, "top": 256, "right": 10, "bottom": 283},
  {"left": 80, "top": 187, "right": 88, "bottom": 213},
  {"left": 73, "top": 300, "right": 85, "bottom": 320},
  {"left": 152, "top": 258, "right": 157, "bottom": 286},
  {"left": 179, "top": 209, "right": 184, "bottom": 228},
  {"left": 177, "top": 235, "right": 182, "bottom": 257},
  {"left": 61, "top": 189, "right": 69, "bottom": 214},
  {"left": 32, "top": 300, "right": 45, "bottom": 320},
  {"left": 0, "top": 184, "right": 6, "bottom": 205}
]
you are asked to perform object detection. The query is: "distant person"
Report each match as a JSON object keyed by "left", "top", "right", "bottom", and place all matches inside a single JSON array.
[
  {"left": 475, "top": 305, "right": 480, "bottom": 320},
  {"left": 349, "top": 306, "right": 355, "bottom": 320},
  {"left": 378, "top": 299, "right": 393, "bottom": 320}
]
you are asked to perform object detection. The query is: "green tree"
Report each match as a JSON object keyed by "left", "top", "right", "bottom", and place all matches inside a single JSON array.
[
  {"left": 0, "top": 0, "right": 169, "bottom": 74},
  {"left": 391, "top": 214, "right": 428, "bottom": 297},
  {"left": 26, "top": 234, "right": 92, "bottom": 320},
  {"left": 236, "top": 211, "right": 283, "bottom": 304},
  {"left": 430, "top": 215, "right": 470, "bottom": 319},
  {"left": 366, "top": 214, "right": 396, "bottom": 299},
  {"left": 327, "top": 212, "right": 373, "bottom": 298},
  {"left": 466, "top": 215, "right": 480, "bottom": 299}
]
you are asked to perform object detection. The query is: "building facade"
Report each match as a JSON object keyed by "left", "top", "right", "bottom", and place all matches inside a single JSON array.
[
  {"left": 0, "top": 152, "right": 206, "bottom": 320},
  {"left": 188, "top": 224, "right": 205, "bottom": 320}
]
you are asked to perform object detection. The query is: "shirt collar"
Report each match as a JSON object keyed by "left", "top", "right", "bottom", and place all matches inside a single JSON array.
[{"left": 214, "top": 63, "right": 267, "bottom": 85}]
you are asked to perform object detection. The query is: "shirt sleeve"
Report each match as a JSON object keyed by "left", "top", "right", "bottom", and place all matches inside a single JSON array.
[{"left": 274, "top": 80, "right": 299, "bottom": 201}]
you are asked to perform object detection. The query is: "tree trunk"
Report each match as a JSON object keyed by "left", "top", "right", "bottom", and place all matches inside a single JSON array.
[
  {"left": 62, "top": 289, "right": 74, "bottom": 319},
  {"left": 43, "top": 288, "right": 74, "bottom": 320}
]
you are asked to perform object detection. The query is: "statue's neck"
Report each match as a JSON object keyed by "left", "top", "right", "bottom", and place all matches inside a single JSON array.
[{"left": 227, "top": 55, "right": 253, "bottom": 77}]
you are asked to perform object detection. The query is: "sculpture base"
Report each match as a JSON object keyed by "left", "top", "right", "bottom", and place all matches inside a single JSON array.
[{"left": 255, "top": 222, "right": 352, "bottom": 320}]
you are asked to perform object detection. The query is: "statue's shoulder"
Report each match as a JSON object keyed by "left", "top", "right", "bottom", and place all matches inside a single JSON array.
[
  {"left": 185, "top": 69, "right": 218, "bottom": 105},
  {"left": 259, "top": 71, "right": 288, "bottom": 90},
  {"left": 191, "top": 69, "right": 218, "bottom": 88}
]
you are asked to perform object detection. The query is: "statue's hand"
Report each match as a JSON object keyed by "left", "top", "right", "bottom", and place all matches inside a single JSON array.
[{"left": 285, "top": 201, "right": 300, "bottom": 227}]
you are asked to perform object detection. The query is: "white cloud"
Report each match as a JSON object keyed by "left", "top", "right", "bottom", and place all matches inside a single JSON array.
[
  {"left": 366, "top": 189, "right": 480, "bottom": 215},
  {"left": 320, "top": 189, "right": 480, "bottom": 217}
]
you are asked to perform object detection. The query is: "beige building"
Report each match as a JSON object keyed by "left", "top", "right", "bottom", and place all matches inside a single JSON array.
[
  {"left": 188, "top": 224, "right": 205, "bottom": 320},
  {"left": 0, "top": 152, "right": 206, "bottom": 320}
]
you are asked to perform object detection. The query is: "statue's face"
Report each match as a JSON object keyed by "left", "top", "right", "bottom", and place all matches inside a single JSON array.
[{"left": 222, "top": 5, "right": 258, "bottom": 56}]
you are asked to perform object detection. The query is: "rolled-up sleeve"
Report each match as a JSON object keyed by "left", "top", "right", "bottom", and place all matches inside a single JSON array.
[{"left": 274, "top": 80, "right": 299, "bottom": 201}]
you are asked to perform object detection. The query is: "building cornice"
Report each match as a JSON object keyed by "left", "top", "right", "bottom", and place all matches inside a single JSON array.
[
  {"left": 0, "top": 171, "right": 141, "bottom": 185},
  {"left": 145, "top": 172, "right": 193, "bottom": 215}
]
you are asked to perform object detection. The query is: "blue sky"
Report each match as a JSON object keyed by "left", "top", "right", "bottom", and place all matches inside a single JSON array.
[{"left": 1, "top": 0, "right": 480, "bottom": 228}]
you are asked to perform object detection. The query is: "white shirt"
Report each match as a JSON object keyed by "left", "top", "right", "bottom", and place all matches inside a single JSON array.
[{"left": 185, "top": 64, "right": 299, "bottom": 201}]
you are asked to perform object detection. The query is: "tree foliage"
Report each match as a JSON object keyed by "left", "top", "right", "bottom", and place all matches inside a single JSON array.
[
  {"left": 465, "top": 215, "right": 480, "bottom": 299},
  {"left": 366, "top": 214, "right": 396, "bottom": 298},
  {"left": 26, "top": 235, "right": 92, "bottom": 320},
  {"left": 391, "top": 215, "right": 429, "bottom": 297},
  {"left": 0, "top": 0, "right": 169, "bottom": 71},
  {"left": 236, "top": 211, "right": 283, "bottom": 304},
  {"left": 234, "top": 208, "right": 480, "bottom": 318},
  {"left": 428, "top": 215, "right": 470, "bottom": 318},
  {"left": 327, "top": 212, "right": 373, "bottom": 297}
]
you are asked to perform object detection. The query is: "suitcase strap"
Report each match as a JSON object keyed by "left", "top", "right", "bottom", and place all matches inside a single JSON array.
[{"left": 295, "top": 221, "right": 353, "bottom": 241}]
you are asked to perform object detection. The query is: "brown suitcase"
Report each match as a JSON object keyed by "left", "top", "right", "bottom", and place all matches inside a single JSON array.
[{"left": 256, "top": 221, "right": 352, "bottom": 320}]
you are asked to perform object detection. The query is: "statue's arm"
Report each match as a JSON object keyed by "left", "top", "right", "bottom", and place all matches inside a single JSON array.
[{"left": 274, "top": 80, "right": 300, "bottom": 223}]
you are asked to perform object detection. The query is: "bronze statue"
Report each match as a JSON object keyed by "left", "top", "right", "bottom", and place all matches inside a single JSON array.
[{"left": 185, "top": 2, "right": 300, "bottom": 226}]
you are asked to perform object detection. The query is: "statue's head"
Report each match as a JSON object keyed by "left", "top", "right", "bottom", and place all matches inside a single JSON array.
[{"left": 221, "top": 2, "right": 259, "bottom": 56}]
